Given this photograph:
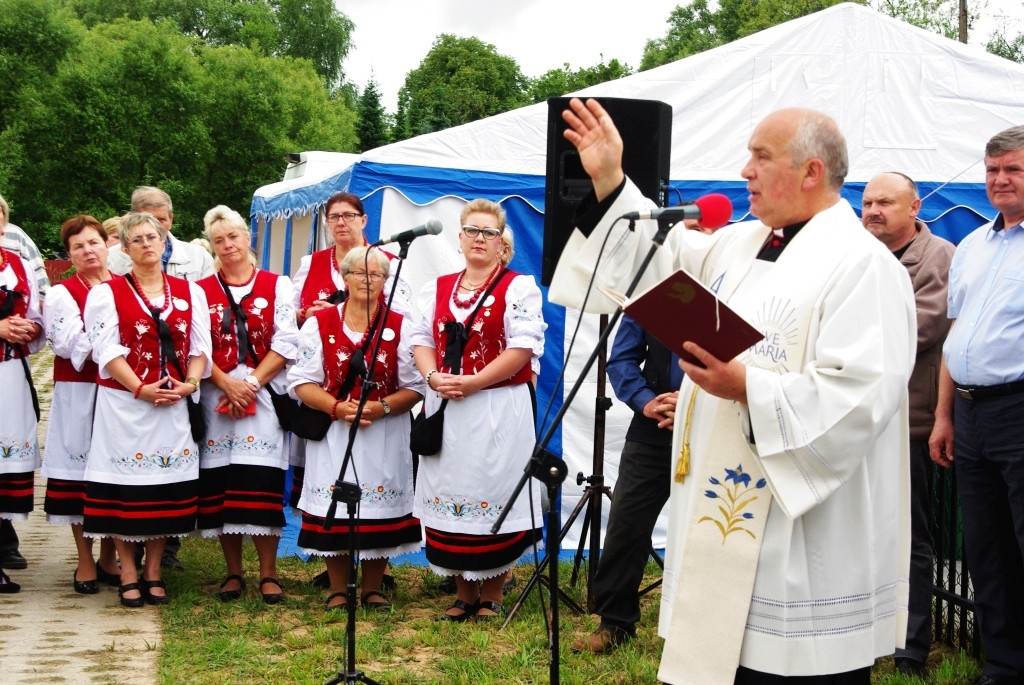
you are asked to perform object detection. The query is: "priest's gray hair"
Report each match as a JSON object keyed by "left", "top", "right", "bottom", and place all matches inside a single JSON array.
[{"left": 788, "top": 111, "right": 848, "bottom": 191}]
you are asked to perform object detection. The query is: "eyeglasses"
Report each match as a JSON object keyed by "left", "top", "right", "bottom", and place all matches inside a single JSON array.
[
  {"left": 346, "top": 271, "right": 385, "bottom": 282},
  {"left": 462, "top": 225, "right": 502, "bottom": 240},
  {"left": 128, "top": 233, "right": 164, "bottom": 246},
  {"left": 326, "top": 212, "right": 364, "bottom": 225}
]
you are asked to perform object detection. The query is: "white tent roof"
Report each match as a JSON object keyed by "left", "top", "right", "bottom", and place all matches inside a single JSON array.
[{"left": 364, "top": 2, "right": 1024, "bottom": 185}]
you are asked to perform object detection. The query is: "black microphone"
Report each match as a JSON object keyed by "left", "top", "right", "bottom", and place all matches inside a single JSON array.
[
  {"left": 371, "top": 219, "right": 444, "bottom": 246},
  {"left": 621, "top": 193, "right": 733, "bottom": 229}
]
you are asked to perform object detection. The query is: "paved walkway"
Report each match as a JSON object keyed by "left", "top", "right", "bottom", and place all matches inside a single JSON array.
[{"left": 0, "top": 349, "right": 161, "bottom": 684}]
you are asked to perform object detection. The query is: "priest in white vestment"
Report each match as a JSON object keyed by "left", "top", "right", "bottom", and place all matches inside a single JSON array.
[{"left": 551, "top": 100, "right": 915, "bottom": 684}]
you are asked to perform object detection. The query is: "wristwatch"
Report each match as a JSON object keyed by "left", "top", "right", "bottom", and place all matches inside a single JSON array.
[
  {"left": 244, "top": 375, "right": 261, "bottom": 391},
  {"left": 380, "top": 398, "right": 391, "bottom": 416}
]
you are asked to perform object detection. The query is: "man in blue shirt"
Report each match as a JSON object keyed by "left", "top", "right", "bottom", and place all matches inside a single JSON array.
[
  {"left": 930, "top": 125, "right": 1024, "bottom": 685},
  {"left": 572, "top": 315, "right": 680, "bottom": 654}
]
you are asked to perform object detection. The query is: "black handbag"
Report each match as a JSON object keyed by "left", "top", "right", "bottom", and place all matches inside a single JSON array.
[
  {"left": 410, "top": 269, "right": 508, "bottom": 457},
  {"left": 129, "top": 277, "right": 206, "bottom": 444}
]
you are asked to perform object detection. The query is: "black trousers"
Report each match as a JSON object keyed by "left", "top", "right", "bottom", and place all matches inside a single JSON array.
[
  {"left": 0, "top": 518, "right": 19, "bottom": 554},
  {"left": 953, "top": 393, "right": 1024, "bottom": 682},
  {"left": 592, "top": 439, "right": 670, "bottom": 634},
  {"left": 895, "top": 439, "right": 935, "bottom": 663},
  {"left": 732, "top": 665, "right": 870, "bottom": 685}
]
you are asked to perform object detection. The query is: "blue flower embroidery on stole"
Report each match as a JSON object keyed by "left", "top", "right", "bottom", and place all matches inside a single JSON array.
[{"left": 699, "top": 464, "right": 767, "bottom": 543}]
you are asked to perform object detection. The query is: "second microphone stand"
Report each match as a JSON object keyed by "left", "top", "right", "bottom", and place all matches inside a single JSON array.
[
  {"left": 322, "top": 239, "right": 413, "bottom": 685},
  {"left": 492, "top": 216, "right": 680, "bottom": 685}
]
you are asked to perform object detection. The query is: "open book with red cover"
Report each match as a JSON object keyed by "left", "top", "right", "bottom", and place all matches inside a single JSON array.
[{"left": 600, "top": 269, "right": 764, "bottom": 366}]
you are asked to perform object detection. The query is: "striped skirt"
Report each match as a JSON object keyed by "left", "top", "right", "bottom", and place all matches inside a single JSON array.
[
  {"left": 298, "top": 510, "right": 422, "bottom": 558},
  {"left": 83, "top": 479, "right": 198, "bottom": 540},
  {"left": 44, "top": 477, "right": 88, "bottom": 520},
  {"left": 424, "top": 526, "right": 543, "bottom": 575},
  {"left": 197, "top": 464, "right": 286, "bottom": 534},
  {"left": 0, "top": 471, "right": 33, "bottom": 519}
]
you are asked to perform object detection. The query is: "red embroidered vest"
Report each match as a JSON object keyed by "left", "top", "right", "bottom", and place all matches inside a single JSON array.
[
  {"left": 52, "top": 276, "right": 100, "bottom": 383},
  {"left": 97, "top": 275, "right": 194, "bottom": 391},
  {"left": 0, "top": 249, "right": 32, "bottom": 362},
  {"left": 198, "top": 269, "right": 277, "bottom": 373},
  {"left": 432, "top": 271, "right": 531, "bottom": 389},
  {"left": 314, "top": 305, "right": 403, "bottom": 400}
]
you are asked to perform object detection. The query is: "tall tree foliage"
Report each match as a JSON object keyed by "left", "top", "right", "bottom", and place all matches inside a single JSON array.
[
  {"left": 987, "top": 30, "right": 1024, "bottom": 62},
  {"left": 62, "top": 0, "right": 353, "bottom": 88},
  {"left": 528, "top": 58, "right": 634, "bottom": 103},
  {"left": 3, "top": 16, "right": 356, "bottom": 253},
  {"left": 394, "top": 35, "right": 528, "bottom": 140},
  {"left": 356, "top": 78, "right": 391, "bottom": 151},
  {"left": 876, "top": 0, "right": 977, "bottom": 39}
]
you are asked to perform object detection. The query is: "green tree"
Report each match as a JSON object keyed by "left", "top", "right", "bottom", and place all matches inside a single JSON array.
[
  {"left": 640, "top": 0, "right": 855, "bottom": 70},
  {"left": 987, "top": 30, "right": 1024, "bottom": 62},
  {"left": 6, "top": 17, "right": 356, "bottom": 253},
  {"left": 356, "top": 77, "right": 391, "bottom": 151},
  {"left": 528, "top": 57, "right": 634, "bottom": 103},
  {"left": 274, "top": 0, "right": 354, "bottom": 89},
  {"left": 394, "top": 34, "right": 528, "bottom": 140},
  {"left": 875, "top": 0, "right": 977, "bottom": 40}
]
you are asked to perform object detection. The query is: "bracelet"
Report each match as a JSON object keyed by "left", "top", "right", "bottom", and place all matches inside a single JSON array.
[
  {"left": 330, "top": 400, "right": 342, "bottom": 421},
  {"left": 425, "top": 369, "right": 438, "bottom": 389},
  {"left": 133, "top": 383, "right": 143, "bottom": 399}
]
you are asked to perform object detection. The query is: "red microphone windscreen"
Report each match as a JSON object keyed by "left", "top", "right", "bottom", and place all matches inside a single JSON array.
[{"left": 694, "top": 193, "right": 733, "bottom": 230}]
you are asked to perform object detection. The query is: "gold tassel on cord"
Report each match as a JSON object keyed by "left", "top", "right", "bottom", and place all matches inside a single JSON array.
[{"left": 675, "top": 387, "right": 700, "bottom": 483}]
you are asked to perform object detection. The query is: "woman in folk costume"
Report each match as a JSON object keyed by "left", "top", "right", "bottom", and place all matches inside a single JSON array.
[
  {"left": 42, "top": 216, "right": 120, "bottom": 594},
  {"left": 83, "top": 212, "right": 211, "bottom": 608},
  {"left": 288, "top": 246, "right": 423, "bottom": 611},
  {"left": 411, "top": 199, "right": 546, "bottom": 621},
  {"left": 0, "top": 212, "right": 45, "bottom": 594},
  {"left": 194, "top": 206, "right": 298, "bottom": 605}
]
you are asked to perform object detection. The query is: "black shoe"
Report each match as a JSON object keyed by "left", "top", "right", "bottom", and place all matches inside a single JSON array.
[
  {"left": 141, "top": 577, "right": 170, "bottom": 605},
  {"left": 381, "top": 573, "right": 397, "bottom": 596},
  {"left": 119, "top": 582, "right": 145, "bottom": 608},
  {"left": 0, "top": 549, "right": 27, "bottom": 570},
  {"left": 475, "top": 600, "right": 503, "bottom": 621},
  {"left": 73, "top": 570, "right": 100, "bottom": 595},
  {"left": 894, "top": 657, "right": 926, "bottom": 678},
  {"left": 311, "top": 570, "right": 330, "bottom": 589},
  {"left": 160, "top": 550, "right": 184, "bottom": 571},
  {"left": 438, "top": 575, "right": 457, "bottom": 594},
  {"left": 260, "top": 577, "right": 285, "bottom": 605},
  {"left": 216, "top": 574, "right": 246, "bottom": 602},
  {"left": 438, "top": 598, "right": 477, "bottom": 622},
  {"left": 0, "top": 569, "right": 20, "bottom": 593},
  {"left": 502, "top": 574, "right": 516, "bottom": 595},
  {"left": 96, "top": 564, "right": 121, "bottom": 587}
]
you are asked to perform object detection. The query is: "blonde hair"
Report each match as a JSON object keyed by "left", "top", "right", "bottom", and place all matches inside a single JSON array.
[
  {"left": 204, "top": 204, "right": 256, "bottom": 271},
  {"left": 500, "top": 225, "right": 515, "bottom": 265}
]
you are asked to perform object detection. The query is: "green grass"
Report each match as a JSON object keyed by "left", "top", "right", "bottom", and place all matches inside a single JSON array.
[{"left": 158, "top": 537, "right": 982, "bottom": 684}]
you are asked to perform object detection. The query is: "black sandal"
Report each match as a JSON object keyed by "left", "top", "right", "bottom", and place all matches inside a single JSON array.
[
  {"left": 260, "top": 577, "right": 285, "bottom": 605},
  {"left": 325, "top": 591, "right": 347, "bottom": 611},
  {"left": 141, "top": 577, "right": 170, "bottom": 605},
  {"left": 217, "top": 574, "right": 246, "bottom": 602},
  {"left": 438, "top": 598, "right": 477, "bottom": 622},
  {"left": 0, "top": 569, "right": 20, "bottom": 594},
  {"left": 119, "top": 582, "right": 144, "bottom": 608},
  {"left": 475, "top": 600, "right": 503, "bottom": 621},
  {"left": 361, "top": 590, "right": 392, "bottom": 611}
]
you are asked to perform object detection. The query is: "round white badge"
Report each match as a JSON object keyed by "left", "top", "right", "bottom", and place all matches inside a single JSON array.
[
  {"left": 483, "top": 295, "right": 496, "bottom": 307},
  {"left": 253, "top": 297, "right": 268, "bottom": 309},
  {"left": 381, "top": 328, "right": 396, "bottom": 342},
  {"left": 173, "top": 298, "right": 189, "bottom": 312}
]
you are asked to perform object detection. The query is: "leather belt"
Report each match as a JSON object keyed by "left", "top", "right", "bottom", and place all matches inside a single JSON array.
[{"left": 955, "top": 380, "right": 1024, "bottom": 401}]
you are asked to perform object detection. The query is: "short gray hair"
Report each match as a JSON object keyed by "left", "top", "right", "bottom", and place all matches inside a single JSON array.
[
  {"left": 986, "top": 125, "right": 1024, "bottom": 158},
  {"left": 339, "top": 246, "right": 391, "bottom": 277},
  {"left": 131, "top": 186, "right": 173, "bottom": 214},
  {"left": 788, "top": 111, "right": 848, "bottom": 190},
  {"left": 119, "top": 212, "right": 167, "bottom": 247}
]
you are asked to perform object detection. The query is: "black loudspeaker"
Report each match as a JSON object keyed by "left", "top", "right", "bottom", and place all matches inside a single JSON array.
[{"left": 542, "top": 97, "right": 673, "bottom": 286}]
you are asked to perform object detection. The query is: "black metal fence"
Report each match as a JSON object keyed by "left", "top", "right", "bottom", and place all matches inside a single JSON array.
[{"left": 930, "top": 465, "right": 980, "bottom": 656}]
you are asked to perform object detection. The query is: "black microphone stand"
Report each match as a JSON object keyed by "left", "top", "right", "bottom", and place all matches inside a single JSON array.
[
  {"left": 322, "top": 238, "right": 413, "bottom": 685},
  {"left": 492, "top": 216, "right": 678, "bottom": 685}
]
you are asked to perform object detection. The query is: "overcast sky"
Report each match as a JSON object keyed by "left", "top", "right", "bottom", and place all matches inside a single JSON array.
[{"left": 338, "top": 0, "right": 1024, "bottom": 112}]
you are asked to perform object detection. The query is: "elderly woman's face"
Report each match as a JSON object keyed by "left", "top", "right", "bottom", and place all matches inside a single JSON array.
[
  {"left": 68, "top": 228, "right": 109, "bottom": 275},
  {"left": 343, "top": 259, "right": 387, "bottom": 304},
  {"left": 125, "top": 222, "right": 165, "bottom": 265},
  {"left": 209, "top": 221, "right": 250, "bottom": 267},
  {"left": 326, "top": 201, "right": 367, "bottom": 250}
]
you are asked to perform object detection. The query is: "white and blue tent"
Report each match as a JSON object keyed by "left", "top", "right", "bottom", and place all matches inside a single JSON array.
[{"left": 252, "top": 2, "right": 1024, "bottom": 552}]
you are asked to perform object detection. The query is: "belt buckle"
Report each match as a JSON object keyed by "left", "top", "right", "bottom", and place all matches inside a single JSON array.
[{"left": 956, "top": 387, "right": 974, "bottom": 400}]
